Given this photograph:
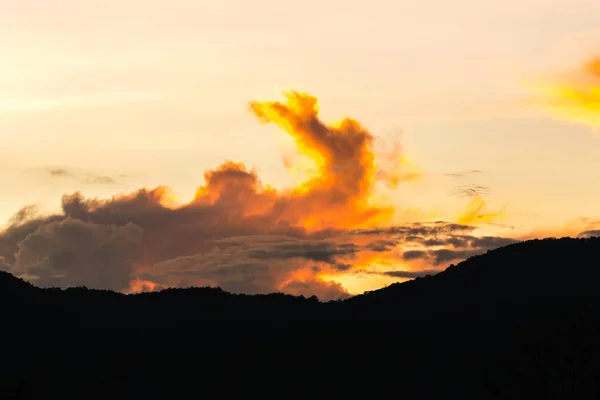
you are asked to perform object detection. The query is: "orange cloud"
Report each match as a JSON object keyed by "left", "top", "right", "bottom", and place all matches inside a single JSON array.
[
  {"left": 526, "top": 56, "right": 600, "bottom": 129},
  {"left": 451, "top": 184, "right": 504, "bottom": 226},
  {"left": 0, "top": 91, "right": 515, "bottom": 299},
  {"left": 375, "top": 140, "right": 422, "bottom": 189},
  {"left": 457, "top": 196, "right": 504, "bottom": 225},
  {"left": 248, "top": 91, "right": 398, "bottom": 230}
]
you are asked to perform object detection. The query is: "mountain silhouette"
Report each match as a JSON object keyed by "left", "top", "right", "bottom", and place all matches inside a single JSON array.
[
  {"left": 347, "top": 236, "right": 600, "bottom": 305},
  {"left": 2, "top": 236, "right": 600, "bottom": 398}
]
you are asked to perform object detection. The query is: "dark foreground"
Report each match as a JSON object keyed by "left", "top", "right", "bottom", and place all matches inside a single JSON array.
[{"left": 2, "top": 237, "right": 600, "bottom": 398}]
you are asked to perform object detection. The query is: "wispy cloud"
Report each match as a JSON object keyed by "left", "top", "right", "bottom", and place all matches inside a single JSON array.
[
  {"left": 443, "top": 169, "right": 482, "bottom": 179},
  {"left": 42, "top": 167, "right": 118, "bottom": 185}
]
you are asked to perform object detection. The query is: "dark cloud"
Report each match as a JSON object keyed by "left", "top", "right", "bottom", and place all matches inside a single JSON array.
[
  {"left": 402, "top": 250, "right": 428, "bottom": 261},
  {"left": 422, "top": 238, "right": 448, "bottom": 246},
  {"left": 364, "top": 239, "right": 399, "bottom": 252},
  {"left": 381, "top": 269, "right": 440, "bottom": 278},
  {"left": 0, "top": 256, "right": 9, "bottom": 271},
  {"left": 350, "top": 222, "right": 476, "bottom": 237},
  {"left": 333, "top": 263, "right": 352, "bottom": 271},
  {"left": 48, "top": 168, "right": 76, "bottom": 178},
  {"left": 0, "top": 189, "right": 518, "bottom": 299},
  {"left": 6, "top": 205, "right": 42, "bottom": 227},
  {"left": 402, "top": 249, "right": 478, "bottom": 265},
  {"left": 404, "top": 235, "right": 422, "bottom": 242},
  {"left": 0, "top": 192, "right": 517, "bottom": 300},
  {"left": 394, "top": 234, "right": 519, "bottom": 266},
  {"left": 280, "top": 279, "right": 350, "bottom": 300},
  {"left": 10, "top": 219, "right": 142, "bottom": 291},
  {"left": 0, "top": 93, "right": 518, "bottom": 300},
  {"left": 450, "top": 184, "right": 489, "bottom": 198},
  {"left": 83, "top": 174, "right": 117, "bottom": 185},
  {"left": 429, "top": 249, "right": 481, "bottom": 265},
  {"left": 444, "top": 169, "right": 482, "bottom": 178},
  {"left": 470, "top": 236, "right": 517, "bottom": 248},
  {"left": 578, "top": 230, "right": 600, "bottom": 238},
  {"left": 0, "top": 208, "right": 64, "bottom": 266},
  {"left": 133, "top": 234, "right": 357, "bottom": 297},
  {"left": 45, "top": 167, "right": 117, "bottom": 185},
  {"left": 405, "top": 234, "right": 517, "bottom": 251},
  {"left": 241, "top": 240, "right": 358, "bottom": 263}
]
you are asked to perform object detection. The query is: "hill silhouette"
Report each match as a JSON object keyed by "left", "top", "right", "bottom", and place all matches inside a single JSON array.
[{"left": 2, "top": 236, "right": 600, "bottom": 398}]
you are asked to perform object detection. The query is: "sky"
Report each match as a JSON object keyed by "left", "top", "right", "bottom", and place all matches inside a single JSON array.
[{"left": 1, "top": 0, "right": 599, "bottom": 298}]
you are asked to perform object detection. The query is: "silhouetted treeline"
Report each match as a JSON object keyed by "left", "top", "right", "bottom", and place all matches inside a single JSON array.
[{"left": 2, "top": 237, "right": 600, "bottom": 398}]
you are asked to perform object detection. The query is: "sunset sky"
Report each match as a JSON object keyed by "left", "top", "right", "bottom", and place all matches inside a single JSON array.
[{"left": 1, "top": 0, "right": 599, "bottom": 298}]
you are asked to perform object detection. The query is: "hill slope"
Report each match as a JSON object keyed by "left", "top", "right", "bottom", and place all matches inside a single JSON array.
[
  {"left": 345, "top": 236, "right": 600, "bottom": 306},
  {"left": 2, "top": 237, "right": 600, "bottom": 397}
]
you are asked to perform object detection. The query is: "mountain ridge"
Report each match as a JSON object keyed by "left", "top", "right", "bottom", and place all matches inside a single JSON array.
[
  {"left": 4, "top": 236, "right": 599, "bottom": 303},
  {"left": 2, "top": 236, "right": 600, "bottom": 397}
]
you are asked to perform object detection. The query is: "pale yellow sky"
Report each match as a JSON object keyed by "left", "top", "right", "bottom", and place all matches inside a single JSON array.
[{"left": 1, "top": 0, "right": 600, "bottom": 235}]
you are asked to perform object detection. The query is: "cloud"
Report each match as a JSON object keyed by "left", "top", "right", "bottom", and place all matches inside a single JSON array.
[
  {"left": 364, "top": 239, "right": 399, "bottom": 252},
  {"left": 470, "top": 236, "right": 516, "bottom": 248},
  {"left": 526, "top": 56, "right": 600, "bottom": 129},
  {"left": 238, "top": 239, "right": 358, "bottom": 263},
  {"left": 48, "top": 168, "right": 76, "bottom": 178},
  {"left": 442, "top": 173, "right": 503, "bottom": 226},
  {"left": 136, "top": 234, "right": 355, "bottom": 299},
  {"left": 10, "top": 219, "right": 142, "bottom": 291},
  {"left": 429, "top": 249, "right": 481, "bottom": 265},
  {"left": 0, "top": 194, "right": 514, "bottom": 298},
  {"left": 402, "top": 250, "right": 428, "bottom": 261},
  {"left": 578, "top": 230, "right": 600, "bottom": 238},
  {"left": 83, "top": 174, "right": 117, "bottom": 185},
  {"left": 450, "top": 184, "right": 489, "bottom": 198},
  {"left": 444, "top": 169, "right": 482, "bottom": 178},
  {"left": 373, "top": 138, "right": 421, "bottom": 188},
  {"left": 350, "top": 222, "right": 476, "bottom": 237},
  {"left": 401, "top": 249, "right": 480, "bottom": 265},
  {"left": 0, "top": 91, "right": 517, "bottom": 299},
  {"left": 380, "top": 269, "right": 440, "bottom": 278},
  {"left": 0, "top": 256, "right": 10, "bottom": 271},
  {"left": 44, "top": 167, "right": 118, "bottom": 185},
  {"left": 399, "top": 234, "right": 518, "bottom": 265},
  {"left": 5, "top": 205, "right": 42, "bottom": 227},
  {"left": 457, "top": 195, "right": 504, "bottom": 226},
  {"left": 281, "top": 279, "right": 350, "bottom": 300}
]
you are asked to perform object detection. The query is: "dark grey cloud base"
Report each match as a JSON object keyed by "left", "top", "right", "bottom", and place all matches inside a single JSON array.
[{"left": 0, "top": 188, "right": 523, "bottom": 300}]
